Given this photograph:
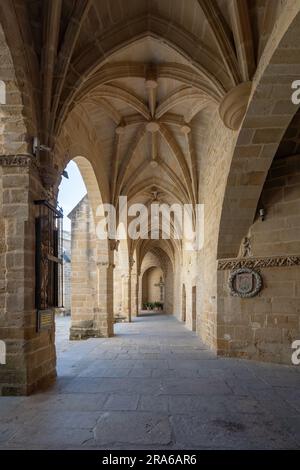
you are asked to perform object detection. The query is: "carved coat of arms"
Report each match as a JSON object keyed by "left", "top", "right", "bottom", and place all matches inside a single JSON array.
[{"left": 228, "top": 267, "right": 262, "bottom": 298}]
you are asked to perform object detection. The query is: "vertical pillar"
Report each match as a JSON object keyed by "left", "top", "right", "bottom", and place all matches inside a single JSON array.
[
  {"left": 96, "top": 239, "right": 117, "bottom": 336},
  {"left": 121, "top": 273, "right": 131, "bottom": 322},
  {"left": 113, "top": 266, "right": 123, "bottom": 321},
  {"left": 0, "top": 155, "right": 56, "bottom": 395},
  {"left": 119, "top": 273, "right": 130, "bottom": 321},
  {"left": 95, "top": 256, "right": 114, "bottom": 337},
  {"left": 69, "top": 197, "right": 99, "bottom": 340},
  {"left": 131, "top": 271, "right": 138, "bottom": 318},
  {"left": 128, "top": 255, "right": 136, "bottom": 320},
  {"left": 138, "top": 271, "right": 143, "bottom": 314}
]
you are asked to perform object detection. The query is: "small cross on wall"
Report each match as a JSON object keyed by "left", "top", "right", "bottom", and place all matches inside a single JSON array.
[{"left": 154, "top": 276, "right": 165, "bottom": 302}]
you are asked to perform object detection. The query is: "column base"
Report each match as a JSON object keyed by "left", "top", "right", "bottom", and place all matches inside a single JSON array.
[
  {"left": 69, "top": 326, "right": 111, "bottom": 340},
  {"left": 69, "top": 319, "right": 114, "bottom": 340},
  {"left": 0, "top": 370, "right": 57, "bottom": 396},
  {"left": 114, "top": 313, "right": 129, "bottom": 323}
]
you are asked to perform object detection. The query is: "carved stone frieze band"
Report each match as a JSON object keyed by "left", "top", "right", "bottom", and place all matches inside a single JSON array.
[
  {"left": 0, "top": 154, "right": 37, "bottom": 168},
  {"left": 218, "top": 255, "right": 300, "bottom": 271},
  {"left": 97, "top": 261, "right": 115, "bottom": 269}
]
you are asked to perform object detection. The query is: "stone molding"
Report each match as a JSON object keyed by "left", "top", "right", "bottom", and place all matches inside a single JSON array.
[
  {"left": 218, "top": 255, "right": 300, "bottom": 270},
  {"left": 219, "top": 81, "right": 252, "bottom": 130},
  {"left": 129, "top": 255, "right": 135, "bottom": 270},
  {"left": 0, "top": 154, "right": 37, "bottom": 168},
  {"left": 97, "top": 261, "right": 115, "bottom": 269},
  {"left": 108, "top": 239, "right": 119, "bottom": 252}
]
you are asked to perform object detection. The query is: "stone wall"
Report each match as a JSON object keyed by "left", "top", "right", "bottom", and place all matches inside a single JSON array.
[
  {"left": 217, "top": 262, "right": 300, "bottom": 364},
  {"left": 216, "top": 154, "right": 300, "bottom": 363},
  {"left": 142, "top": 267, "right": 164, "bottom": 304},
  {"left": 250, "top": 155, "right": 300, "bottom": 256},
  {"left": 0, "top": 24, "right": 30, "bottom": 157},
  {"left": 140, "top": 251, "right": 174, "bottom": 314}
]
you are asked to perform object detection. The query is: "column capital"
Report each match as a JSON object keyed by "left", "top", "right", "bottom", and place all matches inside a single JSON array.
[
  {"left": 129, "top": 255, "right": 135, "bottom": 270},
  {"left": 97, "top": 261, "right": 115, "bottom": 269},
  {"left": 108, "top": 239, "right": 119, "bottom": 252}
]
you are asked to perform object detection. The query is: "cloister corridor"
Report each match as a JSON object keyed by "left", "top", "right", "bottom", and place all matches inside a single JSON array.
[{"left": 0, "top": 314, "right": 300, "bottom": 450}]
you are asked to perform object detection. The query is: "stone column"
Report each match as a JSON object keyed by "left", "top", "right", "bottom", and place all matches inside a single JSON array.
[
  {"left": 70, "top": 242, "right": 115, "bottom": 339},
  {"left": 138, "top": 271, "right": 143, "bottom": 314},
  {"left": 131, "top": 271, "right": 138, "bottom": 318},
  {"left": 128, "top": 255, "right": 136, "bottom": 320},
  {"left": 0, "top": 155, "right": 56, "bottom": 395},
  {"left": 94, "top": 257, "right": 114, "bottom": 337},
  {"left": 121, "top": 273, "right": 131, "bottom": 322},
  {"left": 69, "top": 197, "right": 99, "bottom": 340},
  {"left": 113, "top": 266, "right": 123, "bottom": 322}
]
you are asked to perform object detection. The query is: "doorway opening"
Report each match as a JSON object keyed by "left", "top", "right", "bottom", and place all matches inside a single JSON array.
[
  {"left": 141, "top": 266, "right": 165, "bottom": 314},
  {"left": 55, "top": 159, "right": 88, "bottom": 375}
]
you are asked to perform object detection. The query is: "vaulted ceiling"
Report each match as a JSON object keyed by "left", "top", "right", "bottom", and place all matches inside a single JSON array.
[{"left": 0, "top": 0, "right": 286, "bottom": 257}]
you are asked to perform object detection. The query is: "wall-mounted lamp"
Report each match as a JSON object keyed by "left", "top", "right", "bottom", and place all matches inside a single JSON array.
[
  {"left": 32, "top": 137, "right": 52, "bottom": 155},
  {"left": 259, "top": 208, "right": 265, "bottom": 221},
  {"left": 0, "top": 80, "right": 6, "bottom": 105}
]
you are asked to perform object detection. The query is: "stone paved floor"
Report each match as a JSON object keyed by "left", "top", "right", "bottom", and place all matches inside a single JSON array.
[{"left": 1, "top": 314, "right": 300, "bottom": 449}]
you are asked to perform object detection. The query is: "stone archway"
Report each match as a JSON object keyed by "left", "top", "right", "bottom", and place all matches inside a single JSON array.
[
  {"left": 1, "top": 0, "right": 300, "bottom": 400},
  {"left": 218, "top": 8, "right": 300, "bottom": 259},
  {"left": 193, "top": 5, "right": 300, "bottom": 361},
  {"left": 139, "top": 244, "right": 175, "bottom": 315},
  {"left": 59, "top": 156, "right": 114, "bottom": 340}
]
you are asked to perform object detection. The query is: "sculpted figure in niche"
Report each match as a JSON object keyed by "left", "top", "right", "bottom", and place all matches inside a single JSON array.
[{"left": 240, "top": 237, "right": 252, "bottom": 258}]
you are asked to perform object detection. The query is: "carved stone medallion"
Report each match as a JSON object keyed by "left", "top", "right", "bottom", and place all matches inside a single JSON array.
[{"left": 228, "top": 267, "right": 262, "bottom": 298}]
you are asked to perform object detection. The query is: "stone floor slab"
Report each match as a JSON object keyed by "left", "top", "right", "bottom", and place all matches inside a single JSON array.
[
  {"left": 93, "top": 412, "right": 172, "bottom": 446},
  {"left": 104, "top": 394, "right": 139, "bottom": 411},
  {"left": 0, "top": 314, "right": 300, "bottom": 449}
]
